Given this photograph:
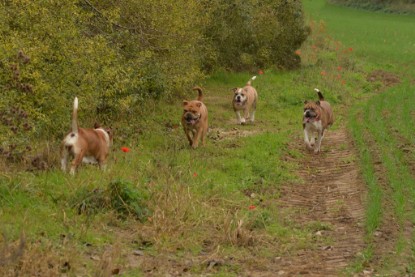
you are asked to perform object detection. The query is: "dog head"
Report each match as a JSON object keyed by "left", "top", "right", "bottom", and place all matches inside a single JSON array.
[
  {"left": 182, "top": 100, "right": 203, "bottom": 125},
  {"left": 303, "top": 100, "right": 321, "bottom": 123},
  {"left": 232, "top": 87, "right": 247, "bottom": 107}
]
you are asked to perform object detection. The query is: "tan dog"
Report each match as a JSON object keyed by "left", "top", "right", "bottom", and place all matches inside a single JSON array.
[
  {"left": 182, "top": 87, "right": 208, "bottom": 148},
  {"left": 232, "top": 76, "right": 258, "bottom": 124},
  {"left": 303, "top": 88, "right": 334, "bottom": 153},
  {"left": 61, "top": 97, "right": 112, "bottom": 175}
]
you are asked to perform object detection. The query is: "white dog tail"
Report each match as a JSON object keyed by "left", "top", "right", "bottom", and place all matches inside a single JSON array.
[
  {"left": 247, "top": 75, "right": 257, "bottom": 86},
  {"left": 314, "top": 88, "right": 324, "bottom": 101},
  {"left": 72, "top": 97, "right": 79, "bottom": 134}
]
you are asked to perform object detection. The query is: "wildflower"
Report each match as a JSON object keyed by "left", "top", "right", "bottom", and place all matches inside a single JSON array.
[
  {"left": 348, "top": 47, "right": 353, "bottom": 52},
  {"left": 121, "top": 147, "right": 130, "bottom": 153},
  {"left": 193, "top": 172, "right": 198, "bottom": 177},
  {"left": 295, "top": 50, "right": 301, "bottom": 56},
  {"left": 341, "top": 80, "right": 346, "bottom": 85},
  {"left": 258, "top": 69, "right": 264, "bottom": 75},
  {"left": 248, "top": 205, "right": 256, "bottom": 210},
  {"left": 320, "top": 71, "right": 327, "bottom": 76},
  {"left": 337, "top": 66, "right": 342, "bottom": 71}
]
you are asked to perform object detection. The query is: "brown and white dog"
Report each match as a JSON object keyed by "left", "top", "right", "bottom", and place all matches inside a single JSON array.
[
  {"left": 182, "top": 87, "right": 208, "bottom": 149},
  {"left": 232, "top": 76, "right": 258, "bottom": 125},
  {"left": 61, "top": 97, "right": 112, "bottom": 175},
  {"left": 303, "top": 88, "right": 334, "bottom": 153}
]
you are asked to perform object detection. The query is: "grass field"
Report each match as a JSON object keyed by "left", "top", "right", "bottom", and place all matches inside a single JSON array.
[
  {"left": 304, "top": 0, "right": 415, "bottom": 274},
  {"left": 1, "top": 0, "right": 415, "bottom": 276}
]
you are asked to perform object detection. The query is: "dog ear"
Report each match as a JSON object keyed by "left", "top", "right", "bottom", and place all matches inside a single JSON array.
[
  {"left": 196, "top": 102, "right": 202, "bottom": 107},
  {"left": 183, "top": 100, "right": 189, "bottom": 106},
  {"left": 94, "top": 122, "right": 101, "bottom": 129},
  {"left": 316, "top": 101, "right": 321, "bottom": 106},
  {"left": 231, "top": 88, "right": 238, "bottom": 93},
  {"left": 304, "top": 100, "right": 309, "bottom": 104}
]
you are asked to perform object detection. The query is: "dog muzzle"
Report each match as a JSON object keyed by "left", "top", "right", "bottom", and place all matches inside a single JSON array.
[
  {"left": 184, "top": 113, "right": 200, "bottom": 125},
  {"left": 303, "top": 110, "right": 317, "bottom": 123},
  {"left": 234, "top": 97, "right": 246, "bottom": 106}
]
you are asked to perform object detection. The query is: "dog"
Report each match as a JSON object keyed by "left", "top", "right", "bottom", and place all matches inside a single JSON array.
[
  {"left": 303, "top": 88, "right": 334, "bottom": 153},
  {"left": 232, "top": 76, "right": 258, "bottom": 125},
  {"left": 182, "top": 87, "right": 208, "bottom": 148},
  {"left": 61, "top": 97, "right": 112, "bottom": 175}
]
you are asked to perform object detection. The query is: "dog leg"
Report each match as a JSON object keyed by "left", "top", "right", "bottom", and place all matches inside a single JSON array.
[
  {"left": 236, "top": 111, "right": 245, "bottom": 125},
  {"left": 70, "top": 149, "right": 85, "bottom": 175},
  {"left": 314, "top": 130, "right": 324, "bottom": 154},
  {"left": 310, "top": 135, "right": 315, "bottom": 147},
  {"left": 244, "top": 109, "right": 250, "bottom": 123},
  {"left": 304, "top": 128, "right": 313, "bottom": 150},
  {"left": 183, "top": 128, "right": 193, "bottom": 146},
  {"left": 98, "top": 159, "right": 107, "bottom": 171},
  {"left": 192, "top": 129, "right": 203, "bottom": 148},
  {"left": 250, "top": 110, "right": 256, "bottom": 123}
]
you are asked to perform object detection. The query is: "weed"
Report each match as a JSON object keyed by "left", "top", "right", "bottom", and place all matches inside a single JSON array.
[{"left": 72, "top": 179, "right": 151, "bottom": 222}]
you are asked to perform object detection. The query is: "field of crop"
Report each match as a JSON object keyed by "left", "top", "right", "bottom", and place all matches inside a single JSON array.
[{"left": 1, "top": 0, "right": 415, "bottom": 276}]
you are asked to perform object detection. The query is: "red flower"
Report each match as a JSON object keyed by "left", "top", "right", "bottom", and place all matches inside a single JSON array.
[
  {"left": 337, "top": 66, "right": 342, "bottom": 71},
  {"left": 295, "top": 50, "right": 301, "bottom": 56},
  {"left": 348, "top": 47, "right": 353, "bottom": 52},
  {"left": 258, "top": 69, "right": 264, "bottom": 75},
  {"left": 193, "top": 172, "right": 198, "bottom": 177},
  {"left": 121, "top": 147, "right": 130, "bottom": 153},
  {"left": 248, "top": 205, "right": 256, "bottom": 210}
]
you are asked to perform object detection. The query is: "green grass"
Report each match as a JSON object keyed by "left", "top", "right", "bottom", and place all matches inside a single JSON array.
[
  {"left": 1, "top": 0, "right": 415, "bottom": 275},
  {"left": 303, "top": 0, "right": 415, "bottom": 66},
  {"left": 305, "top": 0, "right": 415, "bottom": 273}
]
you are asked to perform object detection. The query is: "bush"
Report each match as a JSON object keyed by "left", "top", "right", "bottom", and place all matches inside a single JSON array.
[
  {"left": 0, "top": 0, "right": 309, "bottom": 165},
  {"left": 201, "top": 0, "right": 309, "bottom": 71},
  {"left": 72, "top": 179, "right": 151, "bottom": 221}
]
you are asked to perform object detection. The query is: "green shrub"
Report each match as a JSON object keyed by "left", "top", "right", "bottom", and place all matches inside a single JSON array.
[
  {"left": 201, "top": 0, "right": 309, "bottom": 71},
  {"left": 0, "top": 0, "right": 309, "bottom": 165},
  {"left": 72, "top": 179, "right": 151, "bottom": 221}
]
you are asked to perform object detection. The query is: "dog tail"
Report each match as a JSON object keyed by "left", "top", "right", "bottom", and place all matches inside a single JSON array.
[
  {"left": 314, "top": 88, "right": 324, "bottom": 101},
  {"left": 72, "top": 97, "right": 79, "bottom": 134},
  {"left": 246, "top": 75, "right": 257, "bottom": 86},
  {"left": 193, "top": 86, "right": 203, "bottom": 101}
]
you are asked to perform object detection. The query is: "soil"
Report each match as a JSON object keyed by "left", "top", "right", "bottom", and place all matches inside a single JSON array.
[
  {"left": 367, "top": 70, "right": 401, "bottom": 88},
  {"left": 273, "top": 127, "right": 367, "bottom": 276}
]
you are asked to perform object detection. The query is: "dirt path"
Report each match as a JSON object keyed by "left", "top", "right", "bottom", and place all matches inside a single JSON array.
[{"left": 275, "top": 127, "right": 367, "bottom": 276}]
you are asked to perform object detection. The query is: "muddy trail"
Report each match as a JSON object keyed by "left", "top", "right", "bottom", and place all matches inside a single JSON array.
[{"left": 275, "top": 127, "right": 367, "bottom": 276}]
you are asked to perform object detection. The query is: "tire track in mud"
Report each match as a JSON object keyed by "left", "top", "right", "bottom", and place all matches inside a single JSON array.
[{"left": 275, "top": 127, "right": 367, "bottom": 276}]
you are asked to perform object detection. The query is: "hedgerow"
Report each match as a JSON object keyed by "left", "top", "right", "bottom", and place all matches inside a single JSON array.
[{"left": 0, "top": 0, "right": 308, "bottom": 163}]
